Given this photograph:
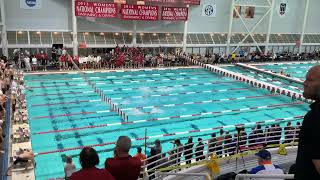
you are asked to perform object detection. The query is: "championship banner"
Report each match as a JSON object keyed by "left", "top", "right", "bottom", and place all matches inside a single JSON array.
[
  {"left": 201, "top": 0, "right": 216, "bottom": 17},
  {"left": 147, "top": 0, "right": 176, "bottom": 3},
  {"left": 184, "top": 0, "right": 200, "bottom": 5},
  {"left": 161, "top": 7, "right": 188, "bottom": 21},
  {"left": 75, "top": 1, "right": 118, "bottom": 18},
  {"left": 20, "top": 0, "right": 42, "bottom": 9},
  {"left": 121, "top": 4, "right": 158, "bottom": 21}
]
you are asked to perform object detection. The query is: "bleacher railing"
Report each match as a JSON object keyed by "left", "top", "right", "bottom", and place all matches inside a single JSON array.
[
  {"left": 141, "top": 125, "right": 301, "bottom": 179},
  {"left": 156, "top": 172, "right": 211, "bottom": 180},
  {"left": 235, "top": 174, "right": 294, "bottom": 180}
]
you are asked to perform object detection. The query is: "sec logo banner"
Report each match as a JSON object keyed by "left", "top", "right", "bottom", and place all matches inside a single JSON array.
[{"left": 20, "top": 0, "right": 41, "bottom": 9}]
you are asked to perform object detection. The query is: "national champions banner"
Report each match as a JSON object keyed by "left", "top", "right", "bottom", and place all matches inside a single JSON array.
[
  {"left": 161, "top": 7, "right": 188, "bottom": 21},
  {"left": 121, "top": 4, "right": 158, "bottom": 21},
  {"left": 20, "top": 0, "right": 42, "bottom": 9},
  {"left": 75, "top": 1, "right": 118, "bottom": 18},
  {"left": 201, "top": 0, "right": 216, "bottom": 17}
]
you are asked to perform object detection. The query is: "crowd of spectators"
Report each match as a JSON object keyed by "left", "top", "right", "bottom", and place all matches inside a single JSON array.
[{"left": 12, "top": 46, "right": 320, "bottom": 72}]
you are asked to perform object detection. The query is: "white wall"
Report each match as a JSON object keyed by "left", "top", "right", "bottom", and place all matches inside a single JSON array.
[
  {"left": 5, "top": 0, "right": 72, "bottom": 31},
  {"left": 3, "top": 0, "right": 320, "bottom": 34}
]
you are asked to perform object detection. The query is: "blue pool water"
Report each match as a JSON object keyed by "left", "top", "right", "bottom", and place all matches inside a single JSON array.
[
  {"left": 24, "top": 68, "right": 309, "bottom": 179},
  {"left": 222, "top": 65, "right": 303, "bottom": 93}
]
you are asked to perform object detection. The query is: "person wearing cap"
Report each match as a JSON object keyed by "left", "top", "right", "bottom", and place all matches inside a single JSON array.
[
  {"left": 249, "top": 149, "right": 284, "bottom": 177},
  {"left": 105, "top": 136, "right": 142, "bottom": 180}
]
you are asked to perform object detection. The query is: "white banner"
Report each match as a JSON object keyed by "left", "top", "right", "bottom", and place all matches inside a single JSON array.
[
  {"left": 20, "top": 0, "right": 42, "bottom": 9},
  {"left": 201, "top": 0, "right": 216, "bottom": 17}
]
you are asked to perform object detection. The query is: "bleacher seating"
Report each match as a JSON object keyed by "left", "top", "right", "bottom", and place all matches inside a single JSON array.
[
  {"left": 7, "top": 31, "right": 17, "bottom": 44},
  {"left": 304, "top": 34, "right": 320, "bottom": 43},
  {"left": 52, "top": 32, "right": 63, "bottom": 44},
  {"left": 158, "top": 33, "right": 168, "bottom": 44},
  {"left": 114, "top": 33, "right": 124, "bottom": 44},
  {"left": 141, "top": 33, "right": 152, "bottom": 44},
  {"left": 3, "top": 31, "right": 320, "bottom": 47},
  {"left": 84, "top": 32, "right": 95, "bottom": 44},
  {"left": 197, "top": 34, "right": 206, "bottom": 44},
  {"left": 166, "top": 34, "right": 176, "bottom": 44},
  {"left": 77, "top": 32, "right": 85, "bottom": 44},
  {"left": 63, "top": 32, "right": 72, "bottom": 44},
  {"left": 94, "top": 32, "right": 105, "bottom": 44},
  {"left": 105, "top": 33, "right": 115, "bottom": 44},
  {"left": 16, "top": 31, "right": 28, "bottom": 44},
  {"left": 123, "top": 33, "right": 132, "bottom": 44},
  {"left": 30, "top": 31, "right": 40, "bottom": 44},
  {"left": 41, "top": 32, "right": 52, "bottom": 44}
]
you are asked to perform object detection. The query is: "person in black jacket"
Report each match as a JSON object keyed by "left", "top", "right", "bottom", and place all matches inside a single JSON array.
[
  {"left": 184, "top": 137, "right": 194, "bottom": 164},
  {"left": 195, "top": 138, "right": 205, "bottom": 161}
]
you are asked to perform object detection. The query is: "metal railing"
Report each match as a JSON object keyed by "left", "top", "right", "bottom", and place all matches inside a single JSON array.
[
  {"left": 156, "top": 172, "right": 211, "bottom": 180},
  {"left": 1, "top": 92, "right": 11, "bottom": 180},
  {"left": 235, "top": 174, "right": 294, "bottom": 180},
  {"left": 141, "top": 125, "right": 300, "bottom": 179}
]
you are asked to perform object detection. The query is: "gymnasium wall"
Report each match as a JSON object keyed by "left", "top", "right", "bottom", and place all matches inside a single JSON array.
[{"left": 4, "top": 0, "right": 320, "bottom": 33}]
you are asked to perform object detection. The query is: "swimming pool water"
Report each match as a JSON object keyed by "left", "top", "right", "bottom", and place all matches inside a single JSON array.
[
  {"left": 24, "top": 68, "right": 309, "bottom": 179},
  {"left": 254, "top": 62, "right": 318, "bottom": 80},
  {"left": 222, "top": 65, "right": 303, "bottom": 93}
]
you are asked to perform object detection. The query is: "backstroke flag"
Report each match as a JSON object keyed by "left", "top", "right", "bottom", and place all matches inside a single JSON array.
[{"left": 201, "top": 0, "right": 216, "bottom": 17}]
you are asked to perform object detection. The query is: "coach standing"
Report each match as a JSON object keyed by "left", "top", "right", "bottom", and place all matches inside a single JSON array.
[{"left": 295, "top": 66, "right": 320, "bottom": 179}]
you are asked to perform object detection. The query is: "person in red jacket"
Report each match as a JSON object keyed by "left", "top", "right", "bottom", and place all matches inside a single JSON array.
[
  {"left": 70, "top": 147, "right": 114, "bottom": 180},
  {"left": 105, "top": 136, "right": 142, "bottom": 180}
]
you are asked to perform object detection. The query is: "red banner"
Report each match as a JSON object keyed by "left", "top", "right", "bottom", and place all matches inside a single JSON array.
[
  {"left": 121, "top": 4, "right": 158, "bottom": 21},
  {"left": 184, "top": 0, "right": 200, "bottom": 5},
  {"left": 161, "top": 7, "right": 188, "bottom": 21},
  {"left": 146, "top": 0, "right": 176, "bottom": 3},
  {"left": 75, "top": 1, "right": 118, "bottom": 18}
]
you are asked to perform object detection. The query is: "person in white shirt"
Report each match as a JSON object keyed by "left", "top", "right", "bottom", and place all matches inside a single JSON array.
[
  {"left": 31, "top": 56, "right": 37, "bottom": 71},
  {"left": 64, "top": 156, "right": 76, "bottom": 180},
  {"left": 24, "top": 57, "right": 31, "bottom": 72}
]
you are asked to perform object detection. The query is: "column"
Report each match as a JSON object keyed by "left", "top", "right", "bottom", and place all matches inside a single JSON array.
[
  {"left": 72, "top": 0, "right": 79, "bottom": 56},
  {"left": 265, "top": 0, "right": 275, "bottom": 55},
  {"left": 182, "top": 5, "right": 189, "bottom": 53},
  {"left": 299, "top": 0, "right": 310, "bottom": 54},
  {"left": 132, "top": 21, "right": 137, "bottom": 46},
  {"left": 226, "top": 0, "right": 235, "bottom": 56},
  {"left": 0, "top": 0, "right": 8, "bottom": 57}
]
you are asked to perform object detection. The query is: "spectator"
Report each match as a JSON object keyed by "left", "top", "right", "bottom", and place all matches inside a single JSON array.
[
  {"left": 208, "top": 133, "right": 217, "bottom": 155},
  {"left": 248, "top": 127, "right": 257, "bottom": 148},
  {"left": 105, "top": 136, "right": 141, "bottom": 180},
  {"left": 295, "top": 66, "right": 320, "bottom": 180},
  {"left": 173, "top": 139, "right": 183, "bottom": 165},
  {"left": 184, "top": 137, "right": 194, "bottom": 164},
  {"left": 249, "top": 149, "right": 284, "bottom": 177},
  {"left": 134, "top": 147, "right": 146, "bottom": 165},
  {"left": 70, "top": 147, "right": 114, "bottom": 180},
  {"left": 195, "top": 138, "right": 205, "bottom": 161},
  {"left": 294, "top": 122, "right": 301, "bottom": 142},
  {"left": 64, "top": 156, "right": 76, "bottom": 180},
  {"left": 216, "top": 129, "right": 224, "bottom": 156},
  {"left": 284, "top": 122, "right": 294, "bottom": 143},
  {"left": 224, "top": 131, "right": 233, "bottom": 155}
]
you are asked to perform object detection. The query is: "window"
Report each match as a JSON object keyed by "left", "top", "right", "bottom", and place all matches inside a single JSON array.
[
  {"left": 233, "top": 6, "right": 241, "bottom": 18},
  {"left": 245, "top": 7, "right": 255, "bottom": 18}
]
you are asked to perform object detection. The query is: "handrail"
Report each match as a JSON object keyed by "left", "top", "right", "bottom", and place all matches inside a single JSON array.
[
  {"left": 1, "top": 88, "right": 11, "bottom": 180},
  {"left": 235, "top": 174, "right": 294, "bottom": 180},
  {"left": 156, "top": 172, "right": 211, "bottom": 180},
  {"left": 141, "top": 125, "right": 301, "bottom": 179},
  {"left": 143, "top": 126, "right": 300, "bottom": 168}
]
